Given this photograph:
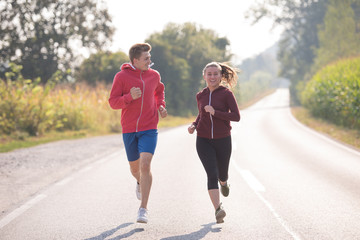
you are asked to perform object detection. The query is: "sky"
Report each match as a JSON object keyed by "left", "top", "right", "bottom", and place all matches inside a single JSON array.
[{"left": 105, "top": 0, "right": 283, "bottom": 64}]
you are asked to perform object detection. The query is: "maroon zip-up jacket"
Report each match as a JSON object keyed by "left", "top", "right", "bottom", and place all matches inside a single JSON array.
[{"left": 193, "top": 86, "right": 240, "bottom": 139}]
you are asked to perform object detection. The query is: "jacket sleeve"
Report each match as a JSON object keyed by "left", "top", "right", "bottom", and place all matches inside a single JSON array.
[
  {"left": 154, "top": 77, "right": 166, "bottom": 109},
  {"left": 193, "top": 94, "right": 200, "bottom": 127},
  {"left": 108, "top": 73, "right": 133, "bottom": 110},
  {"left": 213, "top": 91, "right": 240, "bottom": 122}
]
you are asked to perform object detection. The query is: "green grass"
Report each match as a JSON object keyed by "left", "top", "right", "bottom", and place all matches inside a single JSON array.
[
  {"left": 291, "top": 106, "right": 360, "bottom": 150},
  {"left": 4, "top": 98, "right": 358, "bottom": 153},
  {"left": 239, "top": 89, "right": 276, "bottom": 109},
  {"left": 0, "top": 130, "right": 91, "bottom": 153},
  {"left": 0, "top": 115, "right": 194, "bottom": 153}
]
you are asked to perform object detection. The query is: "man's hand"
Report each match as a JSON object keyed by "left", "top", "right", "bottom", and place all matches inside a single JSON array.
[
  {"left": 159, "top": 105, "right": 168, "bottom": 118},
  {"left": 204, "top": 105, "right": 215, "bottom": 115},
  {"left": 130, "top": 87, "right": 142, "bottom": 100}
]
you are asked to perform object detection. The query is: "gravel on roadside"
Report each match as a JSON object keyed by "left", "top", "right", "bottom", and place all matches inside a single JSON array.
[{"left": 0, "top": 134, "right": 124, "bottom": 218}]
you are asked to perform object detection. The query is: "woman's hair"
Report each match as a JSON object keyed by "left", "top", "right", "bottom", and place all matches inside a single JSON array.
[
  {"left": 202, "top": 62, "right": 239, "bottom": 88},
  {"left": 129, "top": 43, "right": 152, "bottom": 64}
]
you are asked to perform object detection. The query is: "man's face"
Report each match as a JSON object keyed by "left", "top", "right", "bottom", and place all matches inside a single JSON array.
[{"left": 133, "top": 51, "right": 151, "bottom": 71}]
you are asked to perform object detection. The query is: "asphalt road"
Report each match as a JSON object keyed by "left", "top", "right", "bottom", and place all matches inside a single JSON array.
[{"left": 1, "top": 88, "right": 360, "bottom": 240}]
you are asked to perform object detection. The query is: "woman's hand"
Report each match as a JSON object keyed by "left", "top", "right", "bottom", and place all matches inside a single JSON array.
[
  {"left": 204, "top": 105, "right": 215, "bottom": 115},
  {"left": 188, "top": 124, "right": 196, "bottom": 134}
]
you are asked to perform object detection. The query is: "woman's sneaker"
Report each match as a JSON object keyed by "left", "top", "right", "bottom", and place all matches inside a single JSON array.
[
  {"left": 136, "top": 182, "right": 141, "bottom": 200},
  {"left": 137, "top": 208, "right": 148, "bottom": 223},
  {"left": 220, "top": 182, "right": 230, "bottom": 197},
  {"left": 215, "top": 203, "right": 226, "bottom": 224}
]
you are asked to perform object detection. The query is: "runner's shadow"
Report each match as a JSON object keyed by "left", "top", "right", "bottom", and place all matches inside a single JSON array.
[
  {"left": 84, "top": 222, "right": 144, "bottom": 240},
  {"left": 160, "top": 222, "right": 221, "bottom": 240}
]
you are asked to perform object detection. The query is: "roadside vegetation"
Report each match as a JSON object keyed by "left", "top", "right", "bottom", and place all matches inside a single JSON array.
[
  {"left": 0, "top": 64, "right": 193, "bottom": 153},
  {"left": 1, "top": 0, "right": 359, "bottom": 152},
  {"left": 291, "top": 107, "right": 360, "bottom": 149},
  {"left": 249, "top": 0, "right": 360, "bottom": 150}
]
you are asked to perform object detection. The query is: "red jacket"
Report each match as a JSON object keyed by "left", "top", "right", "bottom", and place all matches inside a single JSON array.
[
  {"left": 109, "top": 63, "right": 166, "bottom": 133},
  {"left": 193, "top": 86, "right": 240, "bottom": 139}
]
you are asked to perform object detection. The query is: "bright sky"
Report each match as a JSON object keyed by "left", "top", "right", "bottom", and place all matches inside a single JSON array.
[{"left": 106, "top": 0, "right": 283, "bottom": 64}]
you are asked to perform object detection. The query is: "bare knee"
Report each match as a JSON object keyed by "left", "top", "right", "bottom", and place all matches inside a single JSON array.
[
  {"left": 129, "top": 159, "right": 140, "bottom": 175},
  {"left": 140, "top": 153, "right": 153, "bottom": 174},
  {"left": 140, "top": 161, "right": 151, "bottom": 173}
]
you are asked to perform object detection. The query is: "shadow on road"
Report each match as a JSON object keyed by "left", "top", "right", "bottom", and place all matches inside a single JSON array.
[
  {"left": 84, "top": 222, "right": 144, "bottom": 240},
  {"left": 84, "top": 222, "right": 220, "bottom": 240},
  {"left": 160, "top": 222, "right": 221, "bottom": 240}
]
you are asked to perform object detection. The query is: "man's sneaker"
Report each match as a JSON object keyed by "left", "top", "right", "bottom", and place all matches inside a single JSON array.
[
  {"left": 136, "top": 182, "right": 141, "bottom": 200},
  {"left": 215, "top": 203, "right": 226, "bottom": 224},
  {"left": 137, "top": 208, "right": 148, "bottom": 223},
  {"left": 220, "top": 181, "right": 230, "bottom": 197}
]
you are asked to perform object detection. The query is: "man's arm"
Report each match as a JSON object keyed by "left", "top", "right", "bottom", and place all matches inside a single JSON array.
[{"left": 108, "top": 74, "right": 135, "bottom": 109}]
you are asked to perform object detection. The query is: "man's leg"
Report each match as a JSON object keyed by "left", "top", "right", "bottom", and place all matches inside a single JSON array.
[
  {"left": 129, "top": 159, "right": 140, "bottom": 183},
  {"left": 139, "top": 152, "right": 153, "bottom": 209}
]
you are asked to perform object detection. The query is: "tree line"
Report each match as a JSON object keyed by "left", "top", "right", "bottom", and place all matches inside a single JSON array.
[
  {"left": 2, "top": 0, "right": 358, "bottom": 126},
  {"left": 247, "top": 0, "right": 360, "bottom": 105}
]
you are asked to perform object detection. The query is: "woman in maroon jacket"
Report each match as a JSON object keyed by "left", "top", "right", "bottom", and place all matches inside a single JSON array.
[{"left": 188, "top": 62, "right": 240, "bottom": 224}]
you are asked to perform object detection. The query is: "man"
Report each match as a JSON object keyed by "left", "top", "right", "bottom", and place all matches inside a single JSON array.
[{"left": 109, "top": 43, "right": 167, "bottom": 223}]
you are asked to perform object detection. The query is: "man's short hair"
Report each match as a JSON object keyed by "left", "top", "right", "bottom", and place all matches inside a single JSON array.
[{"left": 129, "top": 43, "right": 152, "bottom": 64}]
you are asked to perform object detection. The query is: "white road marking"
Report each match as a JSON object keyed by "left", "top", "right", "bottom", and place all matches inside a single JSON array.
[
  {"left": 288, "top": 108, "right": 360, "bottom": 157},
  {"left": 0, "top": 194, "right": 47, "bottom": 229},
  {"left": 79, "top": 165, "right": 93, "bottom": 174},
  {"left": 253, "top": 189, "right": 302, "bottom": 240},
  {"left": 55, "top": 176, "right": 73, "bottom": 186},
  {"left": 232, "top": 158, "right": 301, "bottom": 240},
  {"left": 232, "top": 163, "right": 265, "bottom": 192},
  {"left": 0, "top": 150, "right": 122, "bottom": 230}
]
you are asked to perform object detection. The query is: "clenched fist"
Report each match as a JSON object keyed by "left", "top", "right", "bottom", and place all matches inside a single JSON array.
[
  {"left": 159, "top": 105, "right": 168, "bottom": 118},
  {"left": 130, "top": 87, "right": 142, "bottom": 100},
  {"left": 204, "top": 105, "right": 215, "bottom": 115}
]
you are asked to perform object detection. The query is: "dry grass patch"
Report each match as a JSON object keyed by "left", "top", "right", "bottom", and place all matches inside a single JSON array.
[{"left": 291, "top": 106, "right": 360, "bottom": 150}]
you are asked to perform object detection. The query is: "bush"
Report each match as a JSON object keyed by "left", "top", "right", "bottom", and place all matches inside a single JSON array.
[
  {"left": 301, "top": 56, "right": 360, "bottom": 129},
  {"left": 0, "top": 64, "right": 122, "bottom": 136},
  {"left": 0, "top": 64, "right": 57, "bottom": 135}
]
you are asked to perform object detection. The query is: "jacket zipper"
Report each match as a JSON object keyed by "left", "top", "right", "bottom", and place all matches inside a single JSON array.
[
  {"left": 209, "top": 91, "right": 214, "bottom": 139},
  {"left": 136, "top": 71, "right": 145, "bottom": 132}
]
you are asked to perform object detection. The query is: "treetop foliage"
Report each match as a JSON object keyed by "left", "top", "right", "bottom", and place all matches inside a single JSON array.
[
  {"left": 0, "top": 0, "right": 114, "bottom": 83},
  {"left": 146, "top": 22, "right": 233, "bottom": 116}
]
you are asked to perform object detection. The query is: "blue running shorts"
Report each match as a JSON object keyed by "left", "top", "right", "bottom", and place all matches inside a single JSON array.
[{"left": 122, "top": 129, "right": 158, "bottom": 162}]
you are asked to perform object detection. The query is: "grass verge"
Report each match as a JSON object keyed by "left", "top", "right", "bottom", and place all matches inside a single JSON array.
[
  {"left": 291, "top": 106, "right": 360, "bottom": 150},
  {"left": 0, "top": 115, "right": 194, "bottom": 153},
  {"left": 239, "top": 89, "right": 276, "bottom": 109}
]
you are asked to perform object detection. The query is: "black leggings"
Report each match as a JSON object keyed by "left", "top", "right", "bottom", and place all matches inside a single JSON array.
[{"left": 196, "top": 136, "right": 232, "bottom": 190}]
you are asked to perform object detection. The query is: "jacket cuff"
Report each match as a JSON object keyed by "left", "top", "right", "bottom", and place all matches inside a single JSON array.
[{"left": 124, "top": 92, "right": 133, "bottom": 104}]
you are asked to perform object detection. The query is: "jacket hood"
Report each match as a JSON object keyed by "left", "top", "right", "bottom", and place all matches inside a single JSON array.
[
  {"left": 202, "top": 86, "right": 227, "bottom": 94},
  {"left": 120, "top": 63, "right": 138, "bottom": 71},
  {"left": 120, "top": 62, "right": 155, "bottom": 72}
]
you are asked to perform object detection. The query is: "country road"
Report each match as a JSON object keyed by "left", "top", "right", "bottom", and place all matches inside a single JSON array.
[{"left": 1, "top": 88, "right": 360, "bottom": 240}]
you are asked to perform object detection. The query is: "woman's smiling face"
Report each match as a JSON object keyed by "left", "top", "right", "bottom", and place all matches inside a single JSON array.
[{"left": 204, "top": 66, "right": 222, "bottom": 91}]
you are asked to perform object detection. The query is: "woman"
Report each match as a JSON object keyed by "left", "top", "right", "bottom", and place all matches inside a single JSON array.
[{"left": 188, "top": 62, "right": 240, "bottom": 223}]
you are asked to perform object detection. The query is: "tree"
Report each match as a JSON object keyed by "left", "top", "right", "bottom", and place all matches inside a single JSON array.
[
  {"left": 313, "top": 0, "right": 360, "bottom": 71},
  {"left": 147, "top": 22, "right": 232, "bottom": 116},
  {"left": 247, "top": 0, "right": 328, "bottom": 104},
  {"left": 75, "top": 51, "right": 128, "bottom": 85},
  {"left": 0, "top": 0, "right": 114, "bottom": 83}
]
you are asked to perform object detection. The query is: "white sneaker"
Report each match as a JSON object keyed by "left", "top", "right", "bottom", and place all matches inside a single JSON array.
[
  {"left": 136, "top": 182, "right": 141, "bottom": 200},
  {"left": 137, "top": 208, "right": 148, "bottom": 223}
]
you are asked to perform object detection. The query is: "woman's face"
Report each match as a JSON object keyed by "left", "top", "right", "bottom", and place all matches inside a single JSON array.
[{"left": 204, "top": 66, "right": 221, "bottom": 90}]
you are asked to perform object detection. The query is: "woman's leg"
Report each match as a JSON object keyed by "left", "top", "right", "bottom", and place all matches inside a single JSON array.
[
  {"left": 196, "top": 137, "right": 221, "bottom": 209},
  {"left": 214, "top": 136, "right": 232, "bottom": 184}
]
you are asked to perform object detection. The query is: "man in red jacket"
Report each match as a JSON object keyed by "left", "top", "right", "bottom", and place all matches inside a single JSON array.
[{"left": 109, "top": 43, "right": 167, "bottom": 223}]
